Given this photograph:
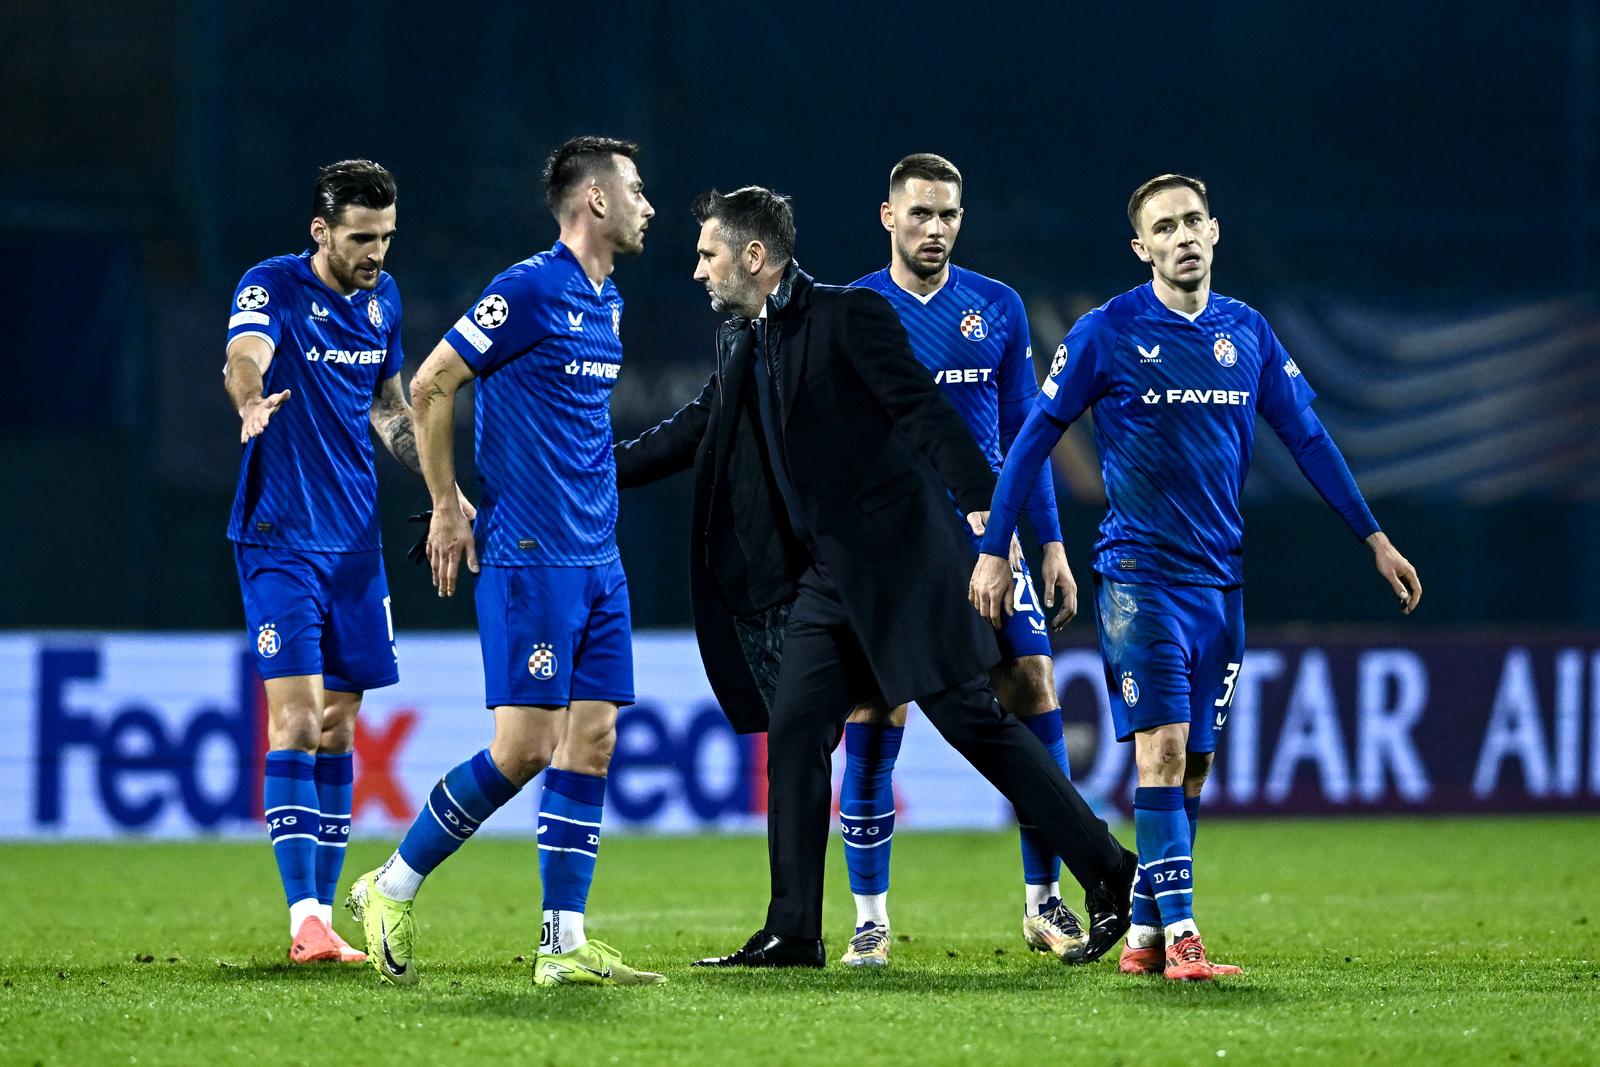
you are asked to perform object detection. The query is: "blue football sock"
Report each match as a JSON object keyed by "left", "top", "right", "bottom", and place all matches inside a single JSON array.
[
  {"left": 264, "top": 750, "right": 319, "bottom": 908},
  {"left": 313, "top": 752, "right": 354, "bottom": 907},
  {"left": 1133, "top": 785, "right": 1194, "bottom": 929},
  {"left": 396, "top": 748, "right": 520, "bottom": 877},
  {"left": 839, "top": 722, "right": 902, "bottom": 897},
  {"left": 1016, "top": 708, "right": 1070, "bottom": 893},
  {"left": 538, "top": 768, "right": 606, "bottom": 913},
  {"left": 1186, "top": 792, "right": 1201, "bottom": 851}
]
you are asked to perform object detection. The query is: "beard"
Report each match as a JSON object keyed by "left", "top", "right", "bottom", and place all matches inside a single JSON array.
[
  {"left": 709, "top": 271, "right": 761, "bottom": 317},
  {"left": 327, "top": 250, "right": 379, "bottom": 291},
  {"left": 897, "top": 237, "right": 949, "bottom": 279}
]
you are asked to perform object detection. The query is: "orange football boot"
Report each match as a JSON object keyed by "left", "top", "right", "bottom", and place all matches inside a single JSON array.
[
  {"left": 1117, "top": 942, "right": 1164, "bottom": 975},
  {"left": 288, "top": 916, "right": 342, "bottom": 963},
  {"left": 1163, "top": 933, "right": 1217, "bottom": 981}
]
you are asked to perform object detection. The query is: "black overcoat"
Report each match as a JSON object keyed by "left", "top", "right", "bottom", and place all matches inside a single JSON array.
[{"left": 615, "top": 267, "right": 1001, "bottom": 732}]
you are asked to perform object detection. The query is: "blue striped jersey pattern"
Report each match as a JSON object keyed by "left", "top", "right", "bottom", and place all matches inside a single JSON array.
[
  {"left": 850, "top": 265, "right": 1035, "bottom": 472},
  {"left": 1037, "top": 282, "right": 1316, "bottom": 587},
  {"left": 443, "top": 242, "right": 624, "bottom": 567},
  {"left": 225, "top": 252, "right": 403, "bottom": 552}
]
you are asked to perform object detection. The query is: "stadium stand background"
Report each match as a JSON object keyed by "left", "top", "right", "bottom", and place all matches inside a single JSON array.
[{"left": 2, "top": 1, "right": 1596, "bottom": 632}]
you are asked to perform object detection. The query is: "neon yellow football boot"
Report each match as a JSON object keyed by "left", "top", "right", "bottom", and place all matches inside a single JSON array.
[
  {"left": 345, "top": 868, "right": 418, "bottom": 987},
  {"left": 533, "top": 938, "right": 666, "bottom": 987}
]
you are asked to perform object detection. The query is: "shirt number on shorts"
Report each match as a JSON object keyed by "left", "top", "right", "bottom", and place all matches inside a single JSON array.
[
  {"left": 1011, "top": 572, "right": 1041, "bottom": 615},
  {"left": 382, "top": 595, "right": 394, "bottom": 641},
  {"left": 1214, "top": 662, "right": 1242, "bottom": 708}
]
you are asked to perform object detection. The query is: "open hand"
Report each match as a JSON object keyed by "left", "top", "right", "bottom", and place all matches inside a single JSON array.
[
  {"left": 239, "top": 389, "right": 290, "bottom": 442},
  {"left": 427, "top": 504, "right": 479, "bottom": 597}
]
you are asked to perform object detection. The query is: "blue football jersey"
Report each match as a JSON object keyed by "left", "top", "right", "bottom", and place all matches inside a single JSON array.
[
  {"left": 1037, "top": 282, "right": 1315, "bottom": 586},
  {"left": 851, "top": 265, "right": 1034, "bottom": 470},
  {"left": 852, "top": 265, "right": 1060, "bottom": 540},
  {"left": 444, "top": 242, "right": 625, "bottom": 567},
  {"left": 225, "top": 252, "right": 404, "bottom": 552}
]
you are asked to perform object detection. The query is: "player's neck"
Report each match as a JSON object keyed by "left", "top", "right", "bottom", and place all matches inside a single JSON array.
[
  {"left": 889, "top": 257, "right": 949, "bottom": 298},
  {"left": 558, "top": 228, "right": 615, "bottom": 290},
  {"left": 1151, "top": 273, "right": 1209, "bottom": 317},
  {"left": 309, "top": 252, "right": 356, "bottom": 297}
]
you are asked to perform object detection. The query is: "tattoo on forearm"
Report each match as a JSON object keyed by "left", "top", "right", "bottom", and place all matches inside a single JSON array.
[{"left": 380, "top": 413, "right": 425, "bottom": 480}]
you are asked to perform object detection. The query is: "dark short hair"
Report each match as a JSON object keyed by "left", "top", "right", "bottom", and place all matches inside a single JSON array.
[
  {"left": 1126, "top": 173, "right": 1210, "bottom": 234},
  {"left": 889, "top": 153, "right": 963, "bottom": 196},
  {"left": 543, "top": 135, "right": 640, "bottom": 215},
  {"left": 312, "top": 160, "right": 396, "bottom": 225},
  {"left": 691, "top": 186, "right": 796, "bottom": 266}
]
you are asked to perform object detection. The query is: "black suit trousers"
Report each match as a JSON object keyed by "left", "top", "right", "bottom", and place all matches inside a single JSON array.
[{"left": 762, "top": 566, "right": 1126, "bottom": 940}]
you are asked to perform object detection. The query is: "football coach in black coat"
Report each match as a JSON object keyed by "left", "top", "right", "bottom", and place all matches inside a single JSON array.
[{"left": 614, "top": 187, "right": 1135, "bottom": 967}]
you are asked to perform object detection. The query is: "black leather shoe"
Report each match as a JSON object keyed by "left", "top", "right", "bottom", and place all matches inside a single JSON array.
[
  {"left": 692, "top": 929, "right": 826, "bottom": 968},
  {"left": 1082, "top": 846, "right": 1138, "bottom": 963}
]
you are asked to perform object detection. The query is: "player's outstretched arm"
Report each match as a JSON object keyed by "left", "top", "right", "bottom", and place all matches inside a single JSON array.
[
  {"left": 225, "top": 335, "right": 289, "bottom": 443},
  {"left": 410, "top": 339, "right": 478, "bottom": 597}
]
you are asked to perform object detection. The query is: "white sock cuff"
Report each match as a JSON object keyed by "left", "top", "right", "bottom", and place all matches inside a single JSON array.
[
  {"left": 375, "top": 852, "right": 425, "bottom": 902},
  {"left": 853, "top": 892, "right": 889, "bottom": 929}
]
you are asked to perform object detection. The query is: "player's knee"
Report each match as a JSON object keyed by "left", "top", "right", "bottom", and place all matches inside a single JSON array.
[
  {"left": 1134, "top": 725, "right": 1187, "bottom": 785},
  {"left": 490, "top": 737, "right": 556, "bottom": 786},
  {"left": 554, "top": 723, "right": 616, "bottom": 776},
  {"left": 319, "top": 696, "right": 360, "bottom": 753},
  {"left": 999, "top": 657, "right": 1058, "bottom": 716},
  {"left": 268, "top": 704, "right": 322, "bottom": 753}
]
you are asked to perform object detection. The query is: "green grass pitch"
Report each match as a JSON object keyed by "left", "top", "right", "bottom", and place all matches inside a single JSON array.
[{"left": 2, "top": 816, "right": 1597, "bottom": 1065}]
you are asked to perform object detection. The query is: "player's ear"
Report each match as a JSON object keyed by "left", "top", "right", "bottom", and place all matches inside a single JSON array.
[
  {"left": 745, "top": 239, "right": 766, "bottom": 276},
  {"left": 879, "top": 201, "right": 894, "bottom": 233},
  {"left": 1209, "top": 217, "right": 1220, "bottom": 247},
  {"left": 1130, "top": 237, "right": 1152, "bottom": 264},
  {"left": 310, "top": 218, "right": 327, "bottom": 247},
  {"left": 587, "top": 182, "right": 606, "bottom": 219}
]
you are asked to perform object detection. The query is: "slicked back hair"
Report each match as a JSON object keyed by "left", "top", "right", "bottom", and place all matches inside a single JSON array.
[
  {"left": 543, "top": 135, "right": 640, "bottom": 216},
  {"left": 691, "top": 186, "right": 796, "bottom": 267},
  {"left": 889, "top": 153, "right": 963, "bottom": 197},
  {"left": 312, "top": 160, "right": 396, "bottom": 225},
  {"left": 1127, "top": 173, "right": 1210, "bottom": 235}
]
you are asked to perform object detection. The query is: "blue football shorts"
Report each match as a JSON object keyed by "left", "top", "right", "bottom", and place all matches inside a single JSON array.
[
  {"left": 234, "top": 544, "right": 399, "bottom": 692},
  {"left": 966, "top": 532, "right": 1053, "bottom": 662},
  {"left": 1091, "top": 576, "right": 1244, "bottom": 753},
  {"left": 475, "top": 559, "right": 635, "bottom": 709}
]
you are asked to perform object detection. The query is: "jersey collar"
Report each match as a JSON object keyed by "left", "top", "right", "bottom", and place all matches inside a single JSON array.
[
  {"left": 886, "top": 263, "right": 954, "bottom": 305},
  {"left": 1140, "top": 281, "right": 1209, "bottom": 325}
]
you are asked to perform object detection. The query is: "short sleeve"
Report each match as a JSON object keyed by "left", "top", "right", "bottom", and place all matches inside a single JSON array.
[
  {"left": 1036, "top": 310, "right": 1112, "bottom": 423},
  {"left": 1255, "top": 320, "right": 1317, "bottom": 429},
  {"left": 380, "top": 287, "right": 404, "bottom": 380},
  {"left": 227, "top": 266, "right": 286, "bottom": 353},
  {"left": 444, "top": 268, "right": 554, "bottom": 376}
]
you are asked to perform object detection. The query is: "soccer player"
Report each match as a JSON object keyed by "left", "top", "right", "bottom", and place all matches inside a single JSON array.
[
  {"left": 225, "top": 159, "right": 450, "bottom": 962},
  {"left": 838, "top": 154, "right": 1084, "bottom": 967},
  {"left": 970, "top": 174, "right": 1422, "bottom": 980},
  {"left": 346, "top": 136, "right": 664, "bottom": 989}
]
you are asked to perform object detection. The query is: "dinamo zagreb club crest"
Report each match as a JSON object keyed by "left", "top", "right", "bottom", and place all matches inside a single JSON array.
[
  {"left": 959, "top": 309, "right": 988, "bottom": 341},
  {"left": 528, "top": 642, "right": 558, "bottom": 680},
  {"left": 368, "top": 298, "right": 384, "bottom": 328},
  {"left": 1121, "top": 671, "right": 1140, "bottom": 707},
  {"left": 257, "top": 623, "right": 281, "bottom": 658}
]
